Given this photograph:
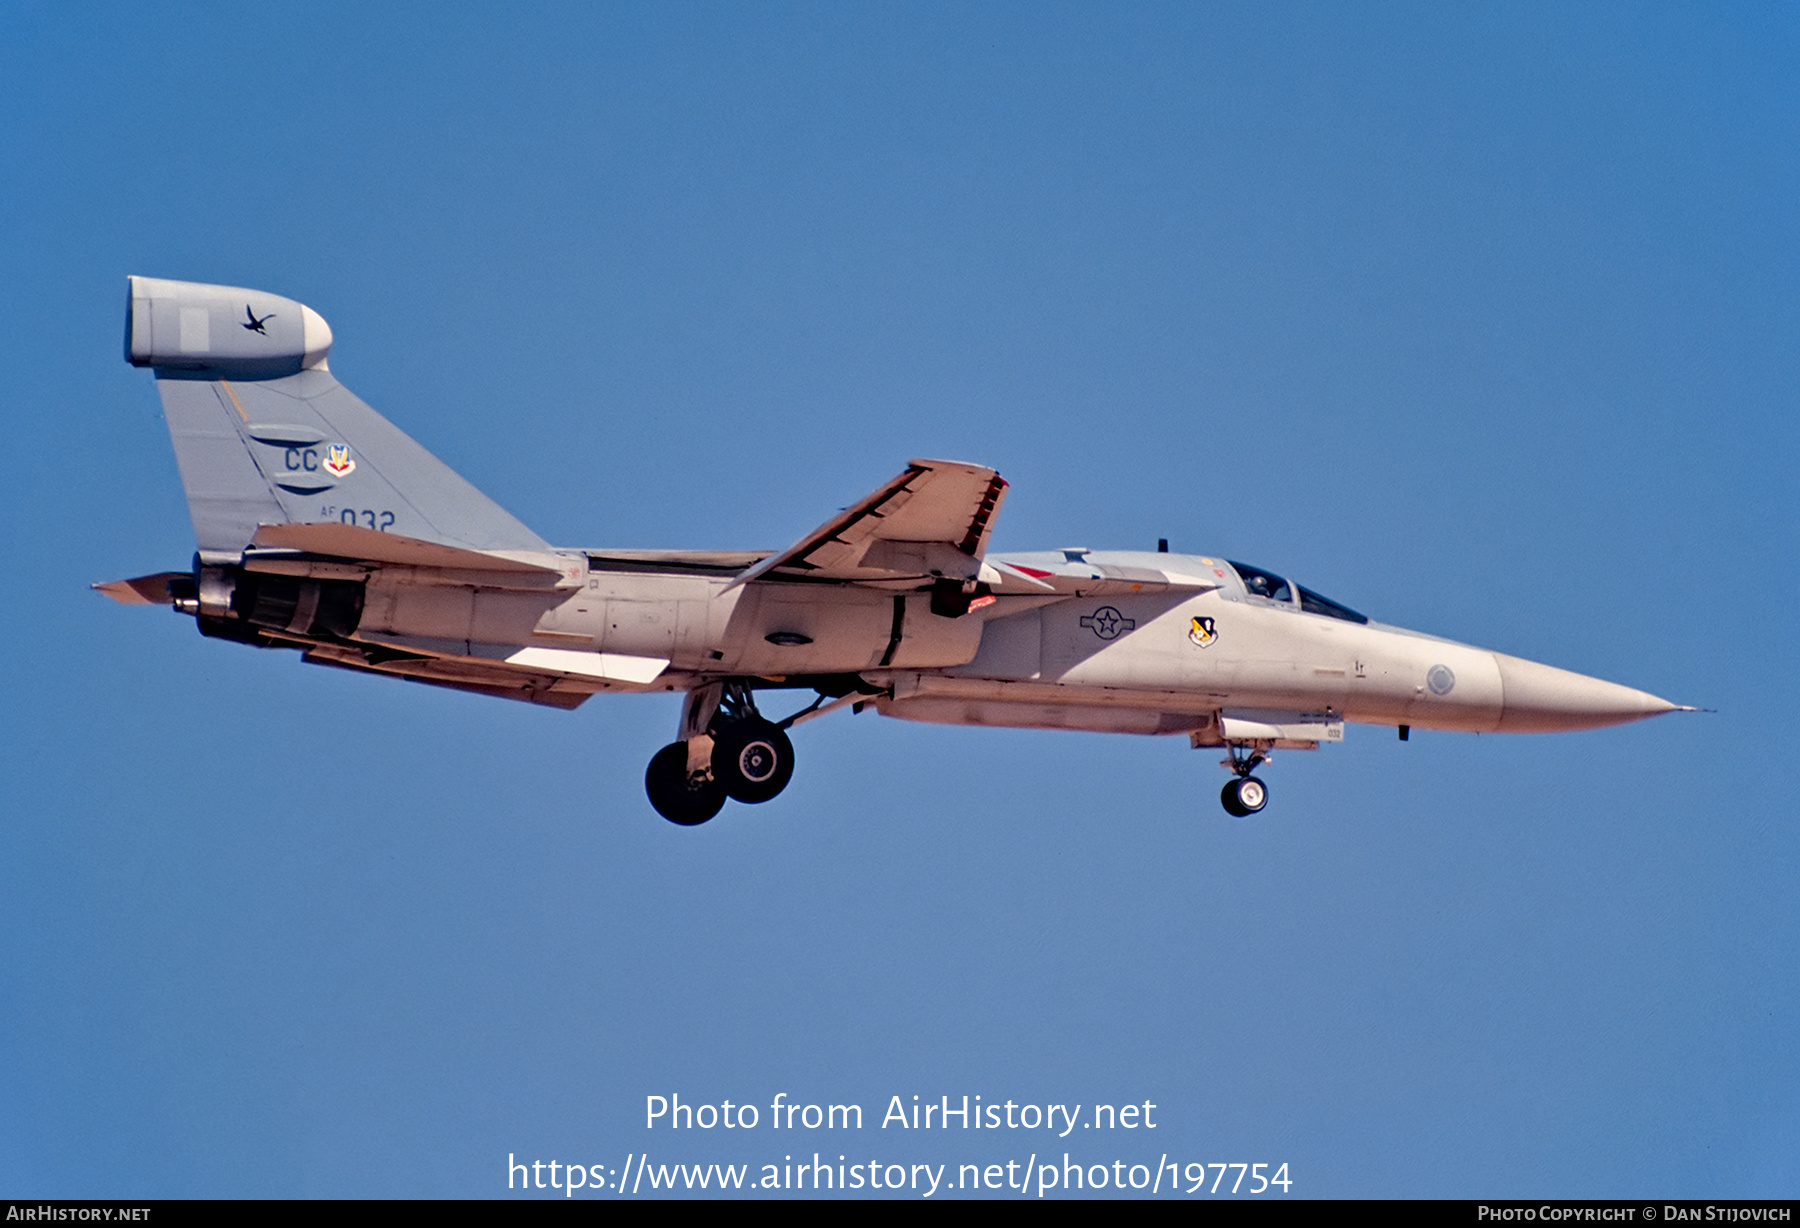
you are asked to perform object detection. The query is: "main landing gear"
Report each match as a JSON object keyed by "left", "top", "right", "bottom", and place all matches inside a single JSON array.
[
  {"left": 1219, "top": 743, "right": 1270, "bottom": 817},
  {"left": 645, "top": 681, "right": 800, "bottom": 825},
  {"left": 644, "top": 741, "right": 728, "bottom": 826}
]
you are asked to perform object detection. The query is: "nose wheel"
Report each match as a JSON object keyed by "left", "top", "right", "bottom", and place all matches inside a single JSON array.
[
  {"left": 1221, "top": 775, "right": 1268, "bottom": 816},
  {"left": 1218, "top": 743, "right": 1272, "bottom": 816}
]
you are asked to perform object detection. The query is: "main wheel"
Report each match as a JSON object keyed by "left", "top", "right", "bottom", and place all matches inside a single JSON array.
[
  {"left": 1220, "top": 776, "right": 1269, "bottom": 816},
  {"left": 645, "top": 741, "right": 726, "bottom": 825},
  {"left": 711, "top": 718, "right": 795, "bottom": 804}
]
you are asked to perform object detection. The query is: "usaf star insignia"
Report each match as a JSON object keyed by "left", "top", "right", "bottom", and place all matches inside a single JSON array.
[{"left": 1080, "top": 606, "right": 1135, "bottom": 640}]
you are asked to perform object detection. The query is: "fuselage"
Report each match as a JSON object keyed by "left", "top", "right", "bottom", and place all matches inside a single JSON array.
[{"left": 337, "top": 546, "right": 1679, "bottom": 738}]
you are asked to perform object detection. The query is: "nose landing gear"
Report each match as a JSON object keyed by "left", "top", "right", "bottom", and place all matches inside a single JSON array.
[
  {"left": 1221, "top": 775, "right": 1268, "bottom": 816},
  {"left": 1219, "top": 743, "right": 1271, "bottom": 817}
]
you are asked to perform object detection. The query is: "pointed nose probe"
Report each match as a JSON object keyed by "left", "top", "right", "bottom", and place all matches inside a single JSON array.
[{"left": 1490, "top": 652, "right": 1690, "bottom": 733}]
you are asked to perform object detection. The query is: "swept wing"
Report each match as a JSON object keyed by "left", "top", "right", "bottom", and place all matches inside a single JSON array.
[{"left": 725, "top": 459, "right": 1007, "bottom": 589}]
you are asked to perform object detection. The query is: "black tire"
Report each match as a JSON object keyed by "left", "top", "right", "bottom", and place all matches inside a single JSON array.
[
  {"left": 645, "top": 741, "right": 726, "bottom": 825},
  {"left": 711, "top": 718, "right": 795, "bottom": 804},
  {"left": 1221, "top": 776, "right": 1268, "bottom": 817}
]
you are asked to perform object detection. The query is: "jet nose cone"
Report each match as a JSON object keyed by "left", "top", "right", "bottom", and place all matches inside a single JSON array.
[{"left": 1492, "top": 652, "right": 1687, "bottom": 733}]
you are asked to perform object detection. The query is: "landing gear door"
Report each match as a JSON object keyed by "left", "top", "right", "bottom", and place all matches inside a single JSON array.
[{"left": 1219, "top": 708, "right": 1343, "bottom": 747}]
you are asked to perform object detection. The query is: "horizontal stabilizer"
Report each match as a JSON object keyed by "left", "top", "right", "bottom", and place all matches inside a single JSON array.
[
  {"left": 93, "top": 572, "right": 188, "bottom": 605},
  {"left": 251, "top": 523, "right": 564, "bottom": 574},
  {"left": 346, "top": 634, "right": 668, "bottom": 688},
  {"left": 727, "top": 459, "right": 1008, "bottom": 589},
  {"left": 300, "top": 647, "right": 592, "bottom": 709}
]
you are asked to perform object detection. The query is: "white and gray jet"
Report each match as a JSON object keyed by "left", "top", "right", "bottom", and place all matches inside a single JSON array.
[{"left": 102, "top": 277, "right": 1691, "bottom": 822}]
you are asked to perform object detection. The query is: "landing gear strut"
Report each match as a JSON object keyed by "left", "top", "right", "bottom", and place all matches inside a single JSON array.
[
  {"left": 1219, "top": 743, "right": 1270, "bottom": 817},
  {"left": 645, "top": 681, "right": 800, "bottom": 825}
]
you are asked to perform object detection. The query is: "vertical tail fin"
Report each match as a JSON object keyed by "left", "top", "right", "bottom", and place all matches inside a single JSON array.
[{"left": 126, "top": 276, "right": 549, "bottom": 560}]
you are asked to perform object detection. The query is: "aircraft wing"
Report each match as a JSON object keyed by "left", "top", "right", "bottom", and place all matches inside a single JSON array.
[
  {"left": 725, "top": 459, "right": 1007, "bottom": 589},
  {"left": 250, "top": 522, "right": 566, "bottom": 574}
]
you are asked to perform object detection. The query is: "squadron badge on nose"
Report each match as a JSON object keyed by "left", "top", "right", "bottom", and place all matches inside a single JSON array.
[{"left": 1188, "top": 615, "right": 1217, "bottom": 647}]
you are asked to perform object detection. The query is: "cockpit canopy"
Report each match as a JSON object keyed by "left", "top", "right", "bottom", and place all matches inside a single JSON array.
[{"left": 1226, "top": 561, "right": 1368, "bottom": 625}]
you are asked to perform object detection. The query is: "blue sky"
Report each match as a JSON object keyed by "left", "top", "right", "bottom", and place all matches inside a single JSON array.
[{"left": 2, "top": 1, "right": 1795, "bottom": 1198}]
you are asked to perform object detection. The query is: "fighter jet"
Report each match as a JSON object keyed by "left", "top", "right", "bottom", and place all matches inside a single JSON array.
[{"left": 102, "top": 277, "right": 1691, "bottom": 822}]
